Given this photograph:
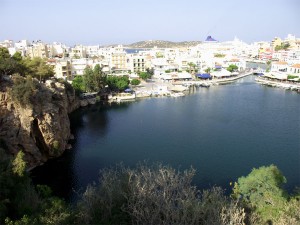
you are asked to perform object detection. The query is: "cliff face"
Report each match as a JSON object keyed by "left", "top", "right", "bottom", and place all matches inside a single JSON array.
[{"left": 0, "top": 79, "right": 80, "bottom": 169}]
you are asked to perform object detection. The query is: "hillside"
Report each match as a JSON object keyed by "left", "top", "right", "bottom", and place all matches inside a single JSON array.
[{"left": 124, "top": 40, "right": 202, "bottom": 48}]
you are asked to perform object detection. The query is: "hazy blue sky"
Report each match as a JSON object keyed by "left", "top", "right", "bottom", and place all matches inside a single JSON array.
[{"left": 0, "top": 0, "right": 299, "bottom": 45}]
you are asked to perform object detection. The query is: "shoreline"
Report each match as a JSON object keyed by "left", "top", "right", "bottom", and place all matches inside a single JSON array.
[
  {"left": 109, "top": 71, "right": 254, "bottom": 102},
  {"left": 255, "top": 77, "right": 300, "bottom": 92}
]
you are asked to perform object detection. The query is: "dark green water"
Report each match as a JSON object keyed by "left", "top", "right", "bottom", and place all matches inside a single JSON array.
[{"left": 32, "top": 76, "right": 300, "bottom": 201}]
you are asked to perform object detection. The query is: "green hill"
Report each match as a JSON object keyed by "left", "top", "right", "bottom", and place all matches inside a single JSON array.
[{"left": 125, "top": 40, "right": 202, "bottom": 48}]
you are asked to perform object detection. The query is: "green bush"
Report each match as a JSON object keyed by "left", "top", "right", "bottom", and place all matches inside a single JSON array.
[
  {"left": 10, "top": 76, "right": 39, "bottom": 107},
  {"left": 138, "top": 72, "right": 152, "bottom": 80},
  {"left": 107, "top": 75, "right": 129, "bottom": 92},
  {"left": 71, "top": 76, "right": 85, "bottom": 95},
  {"left": 287, "top": 75, "right": 299, "bottom": 80},
  {"left": 130, "top": 79, "right": 140, "bottom": 85}
]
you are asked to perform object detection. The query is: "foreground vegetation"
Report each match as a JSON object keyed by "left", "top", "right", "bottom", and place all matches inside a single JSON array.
[{"left": 0, "top": 146, "right": 299, "bottom": 225}]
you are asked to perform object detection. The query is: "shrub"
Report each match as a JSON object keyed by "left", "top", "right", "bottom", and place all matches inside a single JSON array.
[
  {"left": 130, "top": 79, "right": 140, "bottom": 85},
  {"left": 76, "top": 162, "right": 247, "bottom": 225},
  {"left": 10, "top": 76, "right": 39, "bottom": 107},
  {"left": 52, "top": 141, "right": 60, "bottom": 155}
]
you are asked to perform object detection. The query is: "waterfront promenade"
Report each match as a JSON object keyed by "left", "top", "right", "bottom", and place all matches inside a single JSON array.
[
  {"left": 173, "top": 71, "right": 253, "bottom": 86},
  {"left": 255, "top": 77, "right": 300, "bottom": 91}
]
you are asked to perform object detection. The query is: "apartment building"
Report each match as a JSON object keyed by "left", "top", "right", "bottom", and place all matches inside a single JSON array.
[
  {"left": 48, "top": 42, "right": 69, "bottom": 58},
  {"left": 54, "top": 60, "right": 72, "bottom": 80},
  {"left": 70, "top": 45, "right": 87, "bottom": 58},
  {"left": 27, "top": 42, "right": 49, "bottom": 58},
  {"left": 128, "top": 54, "right": 146, "bottom": 72}
]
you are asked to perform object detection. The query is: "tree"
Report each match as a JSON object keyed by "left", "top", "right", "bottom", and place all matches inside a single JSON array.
[
  {"left": 138, "top": 71, "right": 151, "bottom": 80},
  {"left": 0, "top": 47, "right": 10, "bottom": 59},
  {"left": 130, "top": 79, "right": 140, "bottom": 86},
  {"left": 93, "top": 64, "right": 107, "bottom": 90},
  {"left": 23, "top": 57, "right": 54, "bottom": 82},
  {"left": 187, "top": 62, "right": 196, "bottom": 74},
  {"left": 266, "top": 60, "right": 272, "bottom": 72},
  {"left": 232, "top": 165, "right": 288, "bottom": 222},
  {"left": 71, "top": 76, "right": 85, "bottom": 95},
  {"left": 227, "top": 64, "right": 238, "bottom": 72},
  {"left": 204, "top": 67, "right": 211, "bottom": 74},
  {"left": 275, "top": 43, "right": 290, "bottom": 51},
  {"left": 12, "top": 151, "right": 26, "bottom": 177},
  {"left": 12, "top": 52, "right": 23, "bottom": 62},
  {"left": 0, "top": 47, "right": 24, "bottom": 77},
  {"left": 107, "top": 76, "right": 129, "bottom": 92},
  {"left": 115, "top": 76, "right": 129, "bottom": 91},
  {"left": 83, "top": 67, "right": 94, "bottom": 92},
  {"left": 146, "top": 68, "right": 154, "bottom": 75},
  {"left": 82, "top": 65, "right": 107, "bottom": 93}
]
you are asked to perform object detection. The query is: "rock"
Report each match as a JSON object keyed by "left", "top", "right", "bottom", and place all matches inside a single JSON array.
[
  {"left": 0, "top": 79, "right": 80, "bottom": 168},
  {"left": 80, "top": 99, "right": 89, "bottom": 107},
  {"left": 87, "top": 98, "right": 97, "bottom": 105}
]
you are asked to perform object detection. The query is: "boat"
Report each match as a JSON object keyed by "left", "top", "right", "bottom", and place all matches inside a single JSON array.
[{"left": 170, "top": 92, "right": 185, "bottom": 97}]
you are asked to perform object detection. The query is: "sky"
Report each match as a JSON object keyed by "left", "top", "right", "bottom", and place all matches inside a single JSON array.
[{"left": 0, "top": 0, "right": 299, "bottom": 45}]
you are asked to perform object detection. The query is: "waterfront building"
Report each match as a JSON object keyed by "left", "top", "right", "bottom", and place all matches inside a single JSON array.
[
  {"left": 272, "top": 50, "right": 289, "bottom": 61},
  {"left": 224, "top": 58, "right": 246, "bottom": 71},
  {"left": 288, "top": 64, "right": 300, "bottom": 74},
  {"left": 152, "top": 58, "right": 170, "bottom": 78},
  {"left": 258, "top": 48, "right": 273, "bottom": 61},
  {"left": 271, "top": 61, "right": 288, "bottom": 72},
  {"left": 128, "top": 54, "right": 146, "bottom": 73},
  {"left": 109, "top": 45, "right": 127, "bottom": 71}
]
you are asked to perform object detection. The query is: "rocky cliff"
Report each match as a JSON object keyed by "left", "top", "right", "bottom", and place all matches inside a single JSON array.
[{"left": 0, "top": 78, "right": 80, "bottom": 169}]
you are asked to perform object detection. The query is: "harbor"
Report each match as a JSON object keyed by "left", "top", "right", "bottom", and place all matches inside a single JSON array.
[{"left": 107, "top": 70, "right": 255, "bottom": 102}]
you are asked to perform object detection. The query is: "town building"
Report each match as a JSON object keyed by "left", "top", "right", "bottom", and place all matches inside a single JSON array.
[
  {"left": 26, "top": 42, "right": 49, "bottom": 58},
  {"left": 70, "top": 45, "right": 87, "bottom": 58}
]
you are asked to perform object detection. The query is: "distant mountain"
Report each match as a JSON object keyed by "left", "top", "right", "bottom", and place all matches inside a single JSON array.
[{"left": 124, "top": 40, "right": 202, "bottom": 48}]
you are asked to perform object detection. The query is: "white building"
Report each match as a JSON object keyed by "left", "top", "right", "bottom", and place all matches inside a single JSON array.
[
  {"left": 15, "top": 40, "right": 30, "bottom": 49},
  {"left": 86, "top": 45, "right": 101, "bottom": 57},
  {"left": 54, "top": 60, "right": 72, "bottom": 80},
  {"left": 271, "top": 61, "right": 288, "bottom": 72},
  {"left": 48, "top": 42, "right": 69, "bottom": 58},
  {"left": 0, "top": 40, "right": 14, "bottom": 48},
  {"left": 127, "top": 54, "right": 146, "bottom": 72},
  {"left": 71, "top": 58, "right": 93, "bottom": 76},
  {"left": 70, "top": 45, "right": 87, "bottom": 58}
]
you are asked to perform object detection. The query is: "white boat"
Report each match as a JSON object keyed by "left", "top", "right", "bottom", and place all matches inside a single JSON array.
[{"left": 170, "top": 92, "right": 185, "bottom": 97}]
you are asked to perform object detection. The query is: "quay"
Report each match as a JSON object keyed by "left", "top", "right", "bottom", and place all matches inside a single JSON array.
[
  {"left": 255, "top": 77, "right": 300, "bottom": 92},
  {"left": 174, "top": 71, "right": 253, "bottom": 86}
]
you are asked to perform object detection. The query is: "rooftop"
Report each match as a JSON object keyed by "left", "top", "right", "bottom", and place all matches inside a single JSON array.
[{"left": 291, "top": 64, "right": 300, "bottom": 68}]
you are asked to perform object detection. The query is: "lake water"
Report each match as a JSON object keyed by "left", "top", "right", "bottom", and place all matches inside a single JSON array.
[{"left": 32, "top": 76, "right": 300, "bottom": 201}]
